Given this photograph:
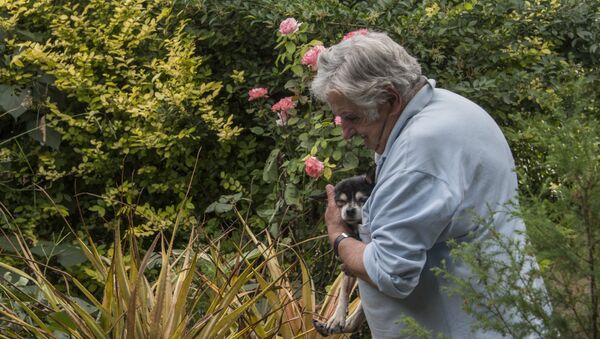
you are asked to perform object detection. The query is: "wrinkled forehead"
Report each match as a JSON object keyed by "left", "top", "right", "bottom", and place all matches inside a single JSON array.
[{"left": 326, "top": 91, "right": 362, "bottom": 115}]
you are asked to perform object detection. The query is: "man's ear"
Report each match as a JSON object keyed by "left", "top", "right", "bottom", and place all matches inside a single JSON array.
[{"left": 385, "top": 86, "right": 403, "bottom": 117}]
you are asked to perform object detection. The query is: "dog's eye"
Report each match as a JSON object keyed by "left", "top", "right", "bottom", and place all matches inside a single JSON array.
[
  {"left": 335, "top": 200, "right": 346, "bottom": 208},
  {"left": 358, "top": 197, "right": 368, "bottom": 204}
]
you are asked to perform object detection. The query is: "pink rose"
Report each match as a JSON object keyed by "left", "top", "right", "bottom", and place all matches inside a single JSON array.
[
  {"left": 301, "top": 45, "right": 325, "bottom": 70},
  {"left": 279, "top": 18, "right": 300, "bottom": 35},
  {"left": 334, "top": 116, "right": 342, "bottom": 125},
  {"left": 248, "top": 87, "right": 268, "bottom": 101},
  {"left": 305, "top": 156, "right": 325, "bottom": 178},
  {"left": 271, "top": 96, "right": 296, "bottom": 113},
  {"left": 272, "top": 97, "right": 296, "bottom": 126},
  {"left": 342, "top": 28, "right": 369, "bottom": 41}
]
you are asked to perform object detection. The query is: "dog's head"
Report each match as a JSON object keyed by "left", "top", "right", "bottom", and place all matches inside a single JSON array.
[{"left": 310, "top": 172, "right": 375, "bottom": 227}]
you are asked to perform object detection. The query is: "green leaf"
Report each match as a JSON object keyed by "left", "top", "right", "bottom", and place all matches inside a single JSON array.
[
  {"left": 47, "top": 311, "right": 78, "bottom": 332},
  {"left": 89, "top": 205, "right": 106, "bottom": 217},
  {"left": 262, "top": 148, "right": 280, "bottom": 183},
  {"left": 323, "top": 167, "right": 333, "bottom": 180},
  {"left": 291, "top": 64, "right": 304, "bottom": 77},
  {"left": 256, "top": 207, "right": 276, "bottom": 220},
  {"left": 0, "top": 85, "right": 31, "bottom": 120},
  {"left": 250, "top": 126, "right": 264, "bottom": 135},
  {"left": 11, "top": 58, "right": 24, "bottom": 68},
  {"left": 284, "top": 184, "right": 300, "bottom": 208},
  {"left": 269, "top": 222, "right": 280, "bottom": 238},
  {"left": 205, "top": 202, "right": 233, "bottom": 214},
  {"left": 205, "top": 193, "right": 242, "bottom": 214},
  {"left": 343, "top": 153, "right": 359, "bottom": 170},
  {"left": 284, "top": 79, "right": 299, "bottom": 90},
  {"left": 332, "top": 150, "right": 342, "bottom": 161},
  {"left": 285, "top": 41, "right": 296, "bottom": 55}
]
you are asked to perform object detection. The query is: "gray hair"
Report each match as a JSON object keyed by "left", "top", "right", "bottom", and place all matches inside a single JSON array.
[{"left": 311, "top": 32, "right": 422, "bottom": 120}]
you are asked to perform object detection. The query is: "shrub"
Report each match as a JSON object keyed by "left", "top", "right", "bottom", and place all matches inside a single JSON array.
[{"left": 0, "top": 0, "right": 241, "bottom": 241}]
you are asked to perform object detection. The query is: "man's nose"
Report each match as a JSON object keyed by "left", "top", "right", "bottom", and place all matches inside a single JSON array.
[{"left": 342, "top": 123, "right": 355, "bottom": 139}]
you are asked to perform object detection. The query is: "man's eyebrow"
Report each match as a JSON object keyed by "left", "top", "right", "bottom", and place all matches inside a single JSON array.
[
  {"left": 339, "top": 112, "right": 361, "bottom": 121},
  {"left": 337, "top": 111, "right": 355, "bottom": 118}
]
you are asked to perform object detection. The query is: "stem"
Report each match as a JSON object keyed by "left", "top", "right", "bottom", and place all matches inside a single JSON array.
[{"left": 582, "top": 182, "right": 598, "bottom": 339}]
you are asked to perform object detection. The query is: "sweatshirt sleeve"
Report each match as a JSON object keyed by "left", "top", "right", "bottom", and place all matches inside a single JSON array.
[{"left": 363, "top": 170, "right": 459, "bottom": 299}]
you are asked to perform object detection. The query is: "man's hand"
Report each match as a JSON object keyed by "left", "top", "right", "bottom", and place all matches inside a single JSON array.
[{"left": 325, "top": 184, "right": 352, "bottom": 245}]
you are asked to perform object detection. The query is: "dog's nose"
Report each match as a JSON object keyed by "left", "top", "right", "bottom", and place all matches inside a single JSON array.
[{"left": 346, "top": 208, "right": 357, "bottom": 217}]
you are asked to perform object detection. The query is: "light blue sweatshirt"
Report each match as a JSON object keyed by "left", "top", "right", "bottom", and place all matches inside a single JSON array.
[{"left": 359, "top": 79, "right": 534, "bottom": 338}]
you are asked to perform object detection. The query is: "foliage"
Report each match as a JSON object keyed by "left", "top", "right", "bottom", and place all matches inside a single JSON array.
[
  {"left": 516, "top": 114, "right": 599, "bottom": 337},
  {"left": 0, "top": 0, "right": 239, "bottom": 241},
  {"left": 0, "top": 207, "right": 359, "bottom": 338}
]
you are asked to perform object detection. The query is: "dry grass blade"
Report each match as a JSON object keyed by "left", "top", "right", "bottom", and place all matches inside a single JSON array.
[
  {"left": 126, "top": 234, "right": 160, "bottom": 339},
  {"left": 148, "top": 236, "right": 170, "bottom": 337},
  {"left": 298, "top": 253, "right": 316, "bottom": 336},
  {"left": 166, "top": 239, "right": 198, "bottom": 336},
  {"left": 197, "top": 257, "right": 260, "bottom": 337}
]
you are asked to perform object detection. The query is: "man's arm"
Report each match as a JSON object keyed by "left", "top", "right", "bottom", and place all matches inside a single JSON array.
[{"left": 324, "top": 184, "right": 375, "bottom": 286}]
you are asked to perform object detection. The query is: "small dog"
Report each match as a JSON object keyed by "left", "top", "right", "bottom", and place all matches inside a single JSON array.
[{"left": 310, "top": 173, "right": 374, "bottom": 336}]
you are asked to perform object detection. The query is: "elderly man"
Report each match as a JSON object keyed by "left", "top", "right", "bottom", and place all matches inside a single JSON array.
[{"left": 311, "top": 32, "right": 540, "bottom": 338}]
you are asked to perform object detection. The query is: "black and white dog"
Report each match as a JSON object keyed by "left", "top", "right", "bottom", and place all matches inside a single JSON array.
[{"left": 310, "top": 173, "right": 374, "bottom": 336}]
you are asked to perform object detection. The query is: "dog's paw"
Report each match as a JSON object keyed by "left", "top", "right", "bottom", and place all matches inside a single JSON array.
[
  {"left": 325, "top": 314, "right": 346, "bottom": 334},
  {"left": 312, "top": 319, "right": 331, "bottom": 337},
  {"left": 313, "top": 317, "right": 346, "bottom": 336}
]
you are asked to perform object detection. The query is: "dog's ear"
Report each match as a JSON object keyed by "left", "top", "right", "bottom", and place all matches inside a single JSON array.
[
  {"left": 308, "top": 191, "right": 327, "bottom": 201},
  {"left": 365, "top": 165, "right": 376, "bottom": 185}
]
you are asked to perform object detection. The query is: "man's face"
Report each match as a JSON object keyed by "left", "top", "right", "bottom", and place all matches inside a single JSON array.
[{"left": 327, "top": 92, "right": 390, "bottom": 152}]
